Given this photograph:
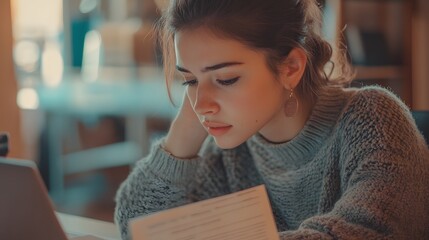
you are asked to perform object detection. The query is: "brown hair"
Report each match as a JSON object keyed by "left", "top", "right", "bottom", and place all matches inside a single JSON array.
[{"left": 157, "top": 0, "right": 353, "bottom": 103}]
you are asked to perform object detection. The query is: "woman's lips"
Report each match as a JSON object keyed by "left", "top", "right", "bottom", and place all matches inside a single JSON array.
[
  {"left": 202, "top": 121, "right": 232, "bottom": 136},
  {"left": 206, "top": 125, "right": 232, "bottom": 136}
]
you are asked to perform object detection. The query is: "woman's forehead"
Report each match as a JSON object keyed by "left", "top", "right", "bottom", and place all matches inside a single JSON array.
[{"left": 174, "top": 28, "right": 264, "bottom": 65}]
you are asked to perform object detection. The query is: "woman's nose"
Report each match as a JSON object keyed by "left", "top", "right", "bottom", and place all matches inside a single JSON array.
[{"left": 193, "top": 84, "right": 220, "bottom": 116}]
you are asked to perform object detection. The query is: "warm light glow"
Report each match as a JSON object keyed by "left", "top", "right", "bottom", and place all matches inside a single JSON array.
[
  {"left": 12, "top": 0, "right": 63, "bottom": 38},
  {"left": 81, "top": 30, "right": 102, "bottom": 82},
  {"left": 13, "top": 40, "right": 40, "bottom": 73},
  {"left": 79, "top": 0, "right": 98, "bottom": 14},
  {"left": 41, "top": 41, "right": 64, "bottom": 87},
  {"left": 17, "top": 88, "right": 39, "bottom": 110}
]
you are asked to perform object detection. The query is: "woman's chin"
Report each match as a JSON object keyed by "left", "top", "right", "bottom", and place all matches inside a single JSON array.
[{"left": 213, "top": 137, "right": 246, "bottom": 149}]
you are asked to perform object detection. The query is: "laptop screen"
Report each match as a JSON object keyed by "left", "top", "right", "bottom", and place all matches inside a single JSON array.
[{"left": 0, "top": 157, "right": 68, "bottom": 240}]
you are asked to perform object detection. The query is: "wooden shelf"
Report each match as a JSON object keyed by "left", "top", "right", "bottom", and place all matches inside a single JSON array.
[
  {"left": 345, "top": 0, "right": 403, "bottom": 2},
  {"left": 326, "top": 0, "right": 414, "bottom": 106},
  {"left": 354, "top": 66, "right": 403, "bottom": 80}
]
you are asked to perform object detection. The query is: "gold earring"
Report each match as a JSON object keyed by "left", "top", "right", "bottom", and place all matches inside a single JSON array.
[{"left": 284, "top": 88, "right": 298, "bottom": 117}]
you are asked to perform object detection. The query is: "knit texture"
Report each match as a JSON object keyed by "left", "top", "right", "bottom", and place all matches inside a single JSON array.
[{"left": 115, "top": 86, "right": 429, "bottom": 240}]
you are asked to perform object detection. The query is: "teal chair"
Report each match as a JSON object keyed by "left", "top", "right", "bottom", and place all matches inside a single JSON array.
[{"left": 412, "top": 111, "right": 429, "bottom": 144}]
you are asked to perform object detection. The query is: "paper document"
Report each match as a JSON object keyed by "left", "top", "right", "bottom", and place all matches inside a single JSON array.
[{"left": 130, "top": 185, "right": 280, "bottom": 240}]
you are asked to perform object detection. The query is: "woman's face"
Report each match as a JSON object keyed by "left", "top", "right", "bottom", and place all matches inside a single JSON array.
[{"left": 174, "top": 28, "right": 287, "bottom": 148}]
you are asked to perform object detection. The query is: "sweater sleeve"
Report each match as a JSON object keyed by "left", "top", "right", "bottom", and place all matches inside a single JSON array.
[
  {"left": 280, "top": 87, "right": 429, "bottom": 239},
  {"left": 114, "top": 138, "right": 230, "bottom": 240}
]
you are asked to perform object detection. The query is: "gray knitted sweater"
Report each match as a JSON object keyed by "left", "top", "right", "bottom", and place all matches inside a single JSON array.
[{"left": 115, "top": 86, "right": 429, "bottom": 239}]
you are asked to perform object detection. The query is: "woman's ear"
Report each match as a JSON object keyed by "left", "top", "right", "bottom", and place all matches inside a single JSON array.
[{"left": 279, "top": 48, "right": 307, "bottom": 89}]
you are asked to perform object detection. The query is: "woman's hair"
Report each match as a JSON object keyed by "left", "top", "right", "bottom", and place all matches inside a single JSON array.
[{"left": 157, "top": 0, "right": 353, "bottom": 103}]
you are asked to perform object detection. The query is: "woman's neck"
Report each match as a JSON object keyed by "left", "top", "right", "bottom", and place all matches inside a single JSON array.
[{"left": 258, "top": 100, "right": 313, "bottom": 144}]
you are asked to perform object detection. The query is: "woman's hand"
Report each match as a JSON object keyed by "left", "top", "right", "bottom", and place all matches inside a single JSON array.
[{"left": 163, "top": 93, "right": 208, "bottom": 158}]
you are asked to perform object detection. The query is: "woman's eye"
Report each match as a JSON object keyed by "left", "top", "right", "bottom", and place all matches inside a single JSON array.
[
  {"left": 216, "top": 77, "right": 240, "bottom": 86},
  {"left": 182, "top": 79, "right": 197, "bottom": 86}
]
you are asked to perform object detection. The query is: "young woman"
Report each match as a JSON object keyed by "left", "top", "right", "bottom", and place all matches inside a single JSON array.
[{"left": 115, "top": 0, "right": 429, "bottom": 239}]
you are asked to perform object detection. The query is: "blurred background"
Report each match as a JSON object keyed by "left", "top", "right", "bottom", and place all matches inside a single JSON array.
[{"left": 0, "top": 0, "right": 428, "bottom": 222}]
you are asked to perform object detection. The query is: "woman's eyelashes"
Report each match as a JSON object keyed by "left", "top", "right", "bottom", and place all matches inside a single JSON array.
[
  {"left": 182, "top": 77, "right": 240, "bottom": 87},
  {"left": 217, "top": 77, "right": 240, "bottom": 86},
  {"left": 182, "top": 79, "right": 197, "bottom": 86}
]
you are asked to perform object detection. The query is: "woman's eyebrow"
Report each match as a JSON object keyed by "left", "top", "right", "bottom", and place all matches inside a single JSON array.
[{"left": 176, "top": 62, "right": 243, "bottom": 73}]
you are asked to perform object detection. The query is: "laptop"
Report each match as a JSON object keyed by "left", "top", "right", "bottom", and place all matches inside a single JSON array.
[{"left": 0, "top": 157, "right": 107, "bottom": 240}]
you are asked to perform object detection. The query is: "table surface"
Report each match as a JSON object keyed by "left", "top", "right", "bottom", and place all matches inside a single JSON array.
[
  {"left": 37, "top": 80, "right": 182, "bottom": 117},
  {"left": 57, "top": 212, "right": 121, "bottom": 240}
]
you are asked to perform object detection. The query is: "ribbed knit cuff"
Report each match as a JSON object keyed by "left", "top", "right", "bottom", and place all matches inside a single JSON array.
[{"left": 143, "top": 140, "right": 201, "bottom": 185}]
